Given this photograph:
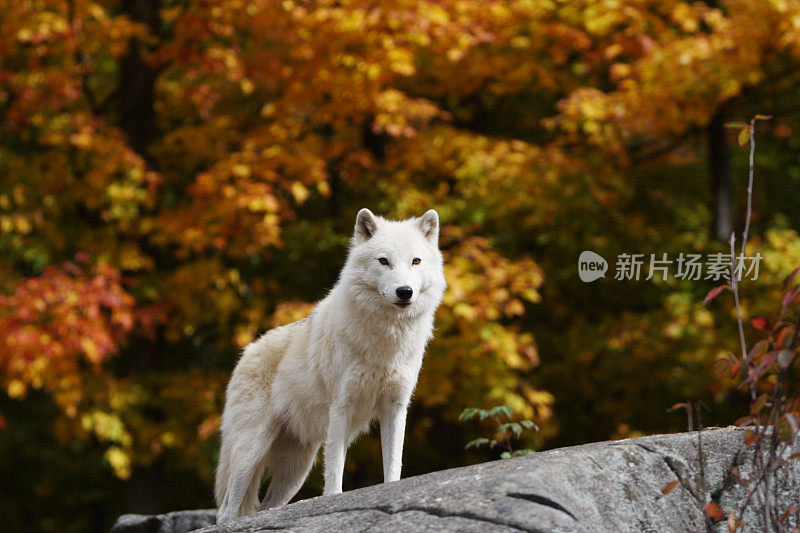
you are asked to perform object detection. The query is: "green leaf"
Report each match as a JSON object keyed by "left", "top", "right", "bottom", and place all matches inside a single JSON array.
[
  {"left": 512, "top": 449, "right": 536, "bottom": 456},
  {"left": 520, "top": 420, "right": 538, "bottom": 431},
  {"left": 500, "top": 451, "right": 512, "bottom": 459},
  {"left": 459, "top": 408, "right": 479, "bottom": 422},
  {"left": 499, "top": 422, "right": 523, "bottom": 437},
  {"left": 724, "top": 121, "right": 747, "bottom": 129},
  {"left": 753, "top": 114, "right": 772, "bottom": 121},
  {"left": 465, "top": 437, "right": 490, "bottom": 450},
  {"left": 478, "top": 409, "right": 493, "bottom": 420},
  {"left": 738, "top": 127, "right": 751, "bottom": 146},
  {"left": 490, "top": 405, "right": 513, "bottom": 420}
]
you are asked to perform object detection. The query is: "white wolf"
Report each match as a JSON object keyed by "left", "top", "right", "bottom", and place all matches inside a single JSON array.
[{"left": 214, "top": 208, "right": 446, "bottom": 524}]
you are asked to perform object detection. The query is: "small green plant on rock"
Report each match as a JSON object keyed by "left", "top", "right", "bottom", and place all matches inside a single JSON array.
[{"left": 459, "top": 405, "right": 538, "bottom": 459}]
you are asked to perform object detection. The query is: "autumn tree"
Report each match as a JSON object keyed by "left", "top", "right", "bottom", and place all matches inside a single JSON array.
[{"left": 2, "top": 1, "right": 800, "bottom": 531}]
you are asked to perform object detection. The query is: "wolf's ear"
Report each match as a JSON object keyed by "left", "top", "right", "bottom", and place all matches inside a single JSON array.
[
  {"left": 416, "top": 209, "right": 439, "bottom": 244},
  {"left": 354, "top": 208, "right": 379, "bottom": 244}
]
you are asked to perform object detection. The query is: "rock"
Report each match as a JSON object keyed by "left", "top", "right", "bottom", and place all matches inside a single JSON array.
[
  {"left": 113, "top": 427, "right": 800, "bottom": 532},
  {"left": 110, "top": 509, "right": 217, "bottom": 533}
]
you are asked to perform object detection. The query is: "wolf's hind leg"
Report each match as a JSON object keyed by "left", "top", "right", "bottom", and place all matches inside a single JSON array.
[
  {"left": 240, "top": 453, "right": 269, "bottom": 516},
  {"left": 259, "top": 430, "right": 318, "bottom": 510},
  {"left": 217, "top": 425, "right": 274, "bottom": 524}
]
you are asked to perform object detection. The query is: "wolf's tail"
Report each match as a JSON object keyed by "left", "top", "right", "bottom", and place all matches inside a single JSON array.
[
  {"left": 214, "top": 441, "right": 231, "bottom": 508},
  {"left": 215, "top": 427, "right": 269, "bottom": 517},
  {"left": 214, "top": 321, "right": 303, "bottom": 520}
]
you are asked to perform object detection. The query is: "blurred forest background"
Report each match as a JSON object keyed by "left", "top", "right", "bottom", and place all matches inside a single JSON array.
[{"left": 1, "top": 0, "right": 800, "bottom": 531}]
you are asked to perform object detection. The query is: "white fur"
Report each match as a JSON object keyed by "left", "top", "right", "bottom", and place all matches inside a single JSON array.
[{"left": 214, "top": 208, "right": 446, "bottom": 524}]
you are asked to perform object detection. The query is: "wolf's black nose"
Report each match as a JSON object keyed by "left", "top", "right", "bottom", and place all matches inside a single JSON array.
[{"left": 396, "top": 286, "right": 413, "bottom": 300}]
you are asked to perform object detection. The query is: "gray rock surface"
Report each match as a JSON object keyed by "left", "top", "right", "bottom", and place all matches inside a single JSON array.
[
  {"left": 112, "top": 427, "right": 800, "bottom": 533},
  {"left": 111, "top": 509, "right": 217, "bottom": 532}
]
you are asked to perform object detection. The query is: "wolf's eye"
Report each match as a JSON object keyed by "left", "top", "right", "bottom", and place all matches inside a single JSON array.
[
  {"left": 378, "top": 258, "right": 389, "bottom": 266},
  {"left": 412, "top": 258, "right": 421, "bottom": 265}
]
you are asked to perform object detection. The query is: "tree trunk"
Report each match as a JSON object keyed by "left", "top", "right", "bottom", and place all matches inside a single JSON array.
[
  {"left": 118, "top": 0, "right": 160, "bottom": 158},
  {"left": 708, "top": 110, "right": 734, "bottom": 242}
]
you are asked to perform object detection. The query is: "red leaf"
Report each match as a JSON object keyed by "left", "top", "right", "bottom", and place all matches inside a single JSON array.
[
  {"left": 661, "top": 480, "right": 680, "bottom": 495},
  {"left": 704, "top": 285, "right": 728, "bottom": 304},
  {"left": 781, "top": 505, "right": 798, "bottom": 523},
  {"left": 783, "top": 285, "right": 800, "bottom": 309},
  {"left": 750, "top": 393, "right": 769, "bottom": 415},
  {"left": 746, "top": 340, "right": 768, "bottom": 363},
  {"left": 742, "top": 353, "right": 775, "bottom": 386},
  {"left": 776, "top": 326, "right": 795, "bottom": 349},
  {"left": 706, "top": 502, "right": 724, "bottom": 521},
  {"left": 749, "top": 316, "right": 769, "bottom": 331},
  {"left": 777, "top": 350, "right": 794, "bottom": 369},
  {"left": 667, "top": 402, "right": 689, "bottom": 413},
  {"left": 762, "top": 350, "right": 778, "bottom": 367},
  {"left": 784, "top": 265, "right": 800, "bottom": 288},
  {"left": 713, "top": 357, "right": 731, "bottom": 378}
]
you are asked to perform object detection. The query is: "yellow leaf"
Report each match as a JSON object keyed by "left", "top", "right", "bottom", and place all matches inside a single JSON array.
[
  {"left": 81, "top": 338, "right": 102, "bottom": 364},
  {"left": 232, "top": 164, "right": 250, "bottom": 178},
  {"left": 240, "top": 78, "right": 255, "bottom": 95},
  {"left": 291, "top": 182, "right": 309, "bottom": 203},
  {"left": 7, "top": 380, "right": 26, "bottom": 399},
  {"left": 387, "top": 48, "right": 416, "bottom": 76},
  {"left": 104, "top": 446, "right": 131, "bottom": 479},
  {"left": 261, "top": 103, "right": 276, "bottom": 117},
  {"left": 317, "top": 181, "right": 331, "bottom": 197},
  {"left": 160, "top": 431, "right": 177, "bottom": 446}
]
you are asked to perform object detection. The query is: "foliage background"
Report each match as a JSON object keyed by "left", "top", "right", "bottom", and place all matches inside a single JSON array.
[{"left": 1, "top": 1, "right": 800, "bottom": 531}]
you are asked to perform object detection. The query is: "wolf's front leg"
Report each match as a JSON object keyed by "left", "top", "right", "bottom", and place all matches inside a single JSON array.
[
  {"left": 379, "top": 395, "right": 410, "bottom": 483},
  {"left": 323, "top": 402, "right": 350, "bottom": 496}
]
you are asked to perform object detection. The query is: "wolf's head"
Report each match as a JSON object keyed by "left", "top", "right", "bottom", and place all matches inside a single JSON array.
[{"left": 341, "top": 208, "right": 446, "bottom": 318}]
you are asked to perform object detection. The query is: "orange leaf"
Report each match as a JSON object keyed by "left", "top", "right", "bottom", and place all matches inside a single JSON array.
[
  {"left": 706, "top": 502, "right": 724, "bottom": 521},
  {"left": 661, "top": 479, "right": 680, "bottom": 495},
  {"left": 727, "top": 511, "right": 740, "bottom": 532},
  {"left": 749, "top": 316, "right": 769, "bottom": 331}
]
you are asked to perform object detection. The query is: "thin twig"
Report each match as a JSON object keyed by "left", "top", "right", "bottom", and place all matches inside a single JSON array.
[
  {"left": 730, "top": 118, "right": 759, "bottom": 401},
  {"left": 739, "top": 118, "right": 756, "bottom": 266},
  {"left": 493, "top": 415, "right": 514, "bottom": 454},
  {"left": 730, "top": 233, "right": 757, "bottom": 401}
]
